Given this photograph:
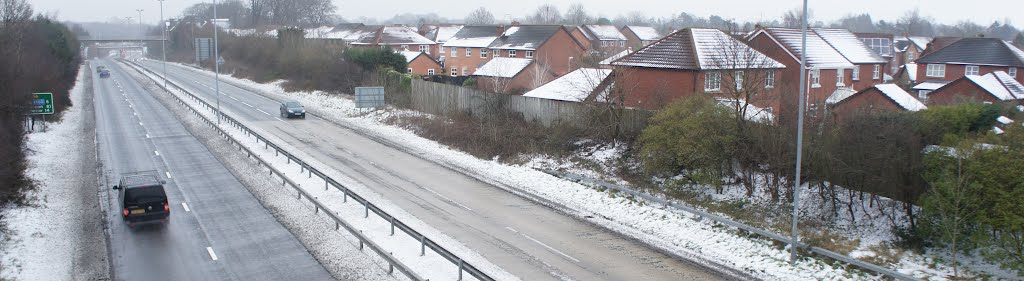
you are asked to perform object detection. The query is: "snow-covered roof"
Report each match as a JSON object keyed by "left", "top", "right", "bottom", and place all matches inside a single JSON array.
[
  {"left": 692, "top": 28, "right": 785, "bottom": 70},
  {"left": 913, "top": 82, "right": 947, "bottom": 91},
  {"left": 624, "top": 26, "right": 661, "bottom": 41},
  {"left": 599, "top": 49, "right": 631, "bottom": 66},
  {"left": 489, "top": 25, "right": 564, "bottom": 51},
  {"left": 757, "top": 28, "right": 855, "bottom": 69},
  {"left": 716, "top": 99, "right": 774, "bottom": 123},
  {"left": 813, "top": 28, "right": 886, "bottom": 64},
  {"left": 443, "top": 26, "right": 499, "bottom": 48},
  {"left": 304, "top": 26, "right": 335, "bottom": 38},
  {"left": 1003, "top": 40, "right": 1024, "bottom": 66},
  {"left": 965, "top": 72, "right": 1022, "bottom": 101},
  {"left": 432, "top": 26, "right": 463, "bottom": 43},
  {"left": 324, "top": 24, "right": 380, "bottom": 42},
  {"left": 903, "top": 63, "right": 918, "bottom": 81},
  {"left": 352, "top": 26, "right": 436, "bottom": 46},
  {"left": 523, "top": 68, "right": 612, "bottom": 102},
  {"left": 473, "top": 58, "right": 533, "bottom": 78},
  {"left": 399, "top": 51, "right": 423, "bottom": 63},
  {"left": 908, "top": 36, "right": 932, "bottom": 50},
  {"left": 582, "top": 25, "right": 627, "bottom": 41},
  {"left": 826, "top": 88, "right": 857, "bottom": 105},
  {"left": 997, "top": 116, "right": 1014, "bottom": 125},
  {"left": 993, "top": 71, "right": 1024, "bottom": 98},
  {"left": 875, "top": 84, "right": 927, "bottom": 111}
]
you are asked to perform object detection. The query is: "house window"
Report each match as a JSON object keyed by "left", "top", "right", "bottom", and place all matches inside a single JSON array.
[
  {"left": 450, "top": 47, "right": 457, "bottom": 57},
  {"left": 811, "top": 69, "right": 821, "bottom": 88},
  {"left": 508, "top": 50, "right": 516, "bottom": 57},
  {"left": 918, "top": 90, "right": 931, "bottom": 100},
  {"left": 400, "top": 45, "right": 409, "bottom": 50},
  {"left": 926, "top": 64, "right": 945, "bottom": 78},
  {"left": 735, "top": 71, "right": 744, "bottom": 90},
  {"left": 765, "top": 70, "right": 775, "bottom": 88},
  {"left": 965, "top": 65, "right": 980, "bottom": 76},
  {"left": 907, "top": 52, "right": 915, "bottom": 61},
  {"left": 619, "top": 41, "right": 625, "bottom": 47},
  {"left": 526, "top": 51, "right": 534, "bottom": 58},
  {"left": 704, "top": 72, "right": 721, "bottom": 92},
  {"left": 407, "top": 68, "right": 413, "bottom": 73},
  {"left": 451, "top": 67, "right": 457, "bottom": 76},
  {"left": 465, "top": 48, "right": 472, "bottom": 57},
  {"left": 427, "top": 69, "right": 435, "bottom": 75},
  {"left": 493, "top": 49, "right": 500, "bottom": 57},
  {"left": 852, "top": 67, "right": 860, "bottom": 81},
  {"left": 836, "top": 68, "right": 844, "bottom": 86},
  {"left": 480, "top": 48, "right": 488, "bottom": 58},
  {"left": 420, "top": 45, "right": 428, "bottom": 53},
  {"left": 1011, "top": 67, "right": 1018, "bottom": 77},
  {"left": 462, "top": 66, "right": 468, "bottom": 76},
  {"left": 873, "top": 65, "right": 881, "bottom": 80}
]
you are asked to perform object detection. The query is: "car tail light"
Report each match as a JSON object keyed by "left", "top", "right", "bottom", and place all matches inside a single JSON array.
[
  {"left": 122, "top": 208, "right": 129, "bottom": 216},
  {"left": 164, "top": 203, "right": 169, "bottom": 212}
]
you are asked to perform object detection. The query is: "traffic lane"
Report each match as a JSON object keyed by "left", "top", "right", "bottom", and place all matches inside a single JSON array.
[
  {"left": 94, "top": 60, "right": 228, "bottom": 281},
  {"left": 146, "top": 61, "right": 724, "bottom": 280},
  {"left": 141, "top": 61, "right": 281, "bottom": 123},
  {"left": 108, "top": 60, "right": 334, "bottom": 280}
]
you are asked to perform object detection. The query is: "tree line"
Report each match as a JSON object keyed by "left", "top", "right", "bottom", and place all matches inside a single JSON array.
[
  {"left": 179, "top": 0, "right": 336, "bottom": 28},
  {"left": 0, "top": 0, "right": 82, "bottom": 204}
]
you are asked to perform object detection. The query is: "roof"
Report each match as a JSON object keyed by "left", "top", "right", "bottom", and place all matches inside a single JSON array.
[
  {"left": 613, "top": 28, "right": 783, "bottom": 70},
  {"left": 962, "top": 71, "right": 1024, "bottom": 101},
  {"left": 324, "top": 24, "right": 381, "bottom": 42},
  {"left": 908, "top": 36, "right": 932, "bottom": 50},
  {"left": 921, "top": 37, "right": 961, "bottom": 57},
  {"left": 443, "top": 25, "right": 500, "bottom": 48},
  {"left": 352, "top": 26, "right": 435, "bottom": 46},
  {"left": 425, "top": 25, "right": 463, "bottom": 43},
  {"left": 599, "top": 49, "right": 631, "bottom": 65},
  {"left": 915, "top": 37, "right": 1024, "bottom": 67},
  {"left": 120, "top": 174, "right": 162, "bottom": 188},
  {"left": 754, "top": 28, "right": 855, "bottom": 69},
  {"left": 813, "top": 28, "right": 886, "bottom": 64},
  {"left": 830, "top": 84, "right": 927, "bottom": 111},
  {"left": 826, "top": 88, "right": 857, "bottom": 105},
  {"left": 913, "top": 81, "right": 947, "bottom": 91},
  {"left": 624, "top": 26, "right": 662, "bottom": 41},
  {"left": 473, "top": 57, "right": 533, "bottom": 78},
  {"left": 523, "top": 68, "right": 612, "bottom": 102},
  {"left": 902, "top": 63, "right": 918, "bottom": 82},
  {"left": 581, "top": 25, "right": 627, "bottom": 41},
  {"left": 489, "top": 25, "right": 564, "bottom": 50},
  {"left": 717, "top": 99, "right": 774, "bottom": 123},
  {"left": 399, "top": 51, "right": 423, "bottom": 63}
]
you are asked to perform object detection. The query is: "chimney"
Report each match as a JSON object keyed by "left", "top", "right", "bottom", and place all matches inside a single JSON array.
[
  {"left": 511, "top": 21, "right": 520, "bottom": 26},
  {"left": 978, "top": 33, "right": 986, "bottom": 38},
  {"left": 497, "top": 24, "right": 505, "bottom": 36},
  {"left": 754, "top": 23, "right": 763, "bottom": 30}
]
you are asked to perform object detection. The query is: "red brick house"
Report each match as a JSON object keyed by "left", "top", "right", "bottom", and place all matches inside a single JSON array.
[
  {"left": 401, "top": 51, "right": 443, "bottom": 76},
  {"left": 926, "top": 71, "right": 1024, "bottom": 106},
  {"left": 579, "top": 25, "right": 628, "bottom": 53},
  {"left": 420, "top": 24, "right": 463, "bottom": 60},
  {"left": 621, "top": 26, "right": 662, "bottom": 50},
  {"left": 611, "top": 28, "right": 784, "bottom": 111},
  {"left": 348, "top": 26, "right": 438, "bottom": 55},
  {"left": 914, "top": 37, "right": 1024, "bottom": 91},
  {"left": 894, "top": 36, "right": 930, "bottom": 66},
  {"left": 473, "top": 57, "right": 556, "bottom": 94},
  {"left": 855, "top": 32, "right": 896, "bottom": 74},
  {"left": 565, "top": 26, "right": 593, "bottom": 52},
  {"left": 813, "top": 28, "right": 888, "bottom": 91},
  {"left": 828, "top": 84, "right": 926, "bottom": 121},
  {"left": 441, "top": 25, "right": 501, "bottom": 77},
  {"left": 442, "top": 24, "right": 585, "bottom": 78}
]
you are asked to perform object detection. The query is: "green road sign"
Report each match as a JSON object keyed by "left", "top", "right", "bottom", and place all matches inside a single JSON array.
[{"left": 30, "top": 93, "right": 54, "bottom": 115}]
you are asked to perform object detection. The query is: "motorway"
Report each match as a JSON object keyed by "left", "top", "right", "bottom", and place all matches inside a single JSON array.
[
  {"left": 93, "top": 59, "right": 333, "bottom": 281},
  {"left": 137, "top": 60, "right": 726, "bottom": 281}
]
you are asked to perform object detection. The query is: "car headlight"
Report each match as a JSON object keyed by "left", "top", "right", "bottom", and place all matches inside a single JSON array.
[{"left": 288, "top": 110, "right": 295, "bottom": 113}]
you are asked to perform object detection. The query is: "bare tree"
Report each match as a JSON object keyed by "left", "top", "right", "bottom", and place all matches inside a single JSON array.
[
  {"left": 465, "top": 7, "right": 495, "bottom": 25},
  {"left": 782, "top": 8, "right": 813, "bottom": 29},
  {"left": 1, "top": 0, "right": 32, "bottom": 24},
  {"left": 898, "top": 8, "right": 933, "bottom": 36},
  {"left": 564, "top": 3, "right": 590, "bottom": 25},
  {"left": 529, "top": 4, "right": 562, "bottom": 25}
]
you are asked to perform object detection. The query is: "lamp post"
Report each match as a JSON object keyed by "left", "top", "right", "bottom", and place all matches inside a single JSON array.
[
  {"left": 136, "top": 9, "right": 144, "bottom": 59},
  {"left": 790, "top": 0, "right": 810, "bottom": 265},
  {"left": 212, "top": 0, "right": 221, "bottom": 124},
  {"left": 158, "top": 0, "right": 167, "bottom": 88}
]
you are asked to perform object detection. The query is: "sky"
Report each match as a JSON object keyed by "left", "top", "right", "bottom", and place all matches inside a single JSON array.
[{"left": 27, "top": 0, "right": 1024, "bottom": 27}]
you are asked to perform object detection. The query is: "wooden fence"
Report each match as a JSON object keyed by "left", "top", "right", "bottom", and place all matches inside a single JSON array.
[{"left": 409, "top": 79, "right": 652, "bottom": 134}]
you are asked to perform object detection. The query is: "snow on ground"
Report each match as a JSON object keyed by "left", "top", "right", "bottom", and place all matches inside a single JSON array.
[
  {"left": 160, "top": 61, "right": 998, "bottom": 280},
  {"left": 1, "top": 64, "right": 108, "bottom": 281}
]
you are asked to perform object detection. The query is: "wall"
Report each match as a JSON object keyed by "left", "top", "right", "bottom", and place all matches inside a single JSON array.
[
  {"left": 926, "top": 78, "right": 1000, "bottom": 105},
  {"left": 917, "top": 63, "right": 1024, "bottom": 84},
  {"left": 408, "top": 55, "right": 443, "bottom": 76},
  {"left": 536, "top": 28, "right": 585, "bottom": 76},
  {"left": 443, "top": 46, "right": 493, "bottom": 76},
  {"left": 612, "top": 67, "right": 697, "bottom": 110},
  {"left": 830, "top": 88, "right": 905, "bottom": 122},
  {"left": 850, "top": 63, "right": 884, "bottom": 91}
]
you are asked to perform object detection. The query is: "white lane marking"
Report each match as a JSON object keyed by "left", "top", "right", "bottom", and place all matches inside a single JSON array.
[
  {"left": 138, "top": 122, "right": 143, "bottom": 125},
  {"left": 145, "top": 134, "right": 150, "bottom": 138},
  {"left": 274, "top": 117, "right": 284, "bottom": 122},
  {"left": 154, "top": 150, "right": 160, "bottom": 156},
  {"left": 206, "top": 247, "right": 219, "bottom": 261},
  {"left": 165, "top": 172, "right": 172, "bottom": 179},
  {"left": 422, "top": 187, "right": 473, "bottom": 211},
  {"left": 506, "top": 227, "right": 581, "bottom": 263},
  {"left": 181, "top": 202, "right": 191, "bottom": 212},
  {"left": 240, "top": 101, "right": 253, "bottom": 107},
  {"left": 256, "top": 109, "right": 271, "bottom": 116}
]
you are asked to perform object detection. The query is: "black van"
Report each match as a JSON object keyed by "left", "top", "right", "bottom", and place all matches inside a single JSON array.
[{"left": 113, "top": 174, "right": 170, "bottom": 226}]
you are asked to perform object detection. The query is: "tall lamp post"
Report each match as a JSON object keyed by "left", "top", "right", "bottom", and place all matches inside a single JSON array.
[
  {"left": 790, "top": 0, "right": 810, "bottom": 264},
  {"left": 135, "top": 9, "right": 144, "bottom": 59},
  {"left": 212, "top": 0, "right": 222, "bottom": 124},
  {"left": 158, "top": 0, "right": 167, "bottom": 88}
]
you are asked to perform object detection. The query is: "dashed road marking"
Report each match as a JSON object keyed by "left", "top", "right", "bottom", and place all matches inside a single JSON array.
[
  {"left": 206, "top": 247, "right": 218, "bottom": 261},
  {"left": 165, "top": 171, "right": 172, "bottom": 179},
  {"left": 154, "top": 150, "right": 160, "bottom": 156},
  {"left": 506, "top": 227, "right": 581, "bottom": 263},
  {"left": 423, "top": 187, "right": 473, "bottom": 211},
  {"left": 181, "top": 202, "right": 191, "bottom": 212}
]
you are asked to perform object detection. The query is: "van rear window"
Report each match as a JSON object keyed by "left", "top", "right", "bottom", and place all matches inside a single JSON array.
[{"left": 125, "top": 186, "right": 166, "bottom": 203}]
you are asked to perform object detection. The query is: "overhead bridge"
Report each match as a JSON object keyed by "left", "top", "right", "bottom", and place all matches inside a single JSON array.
[{"left": 78, "top": 36, "right": 168, "bottom": 43}]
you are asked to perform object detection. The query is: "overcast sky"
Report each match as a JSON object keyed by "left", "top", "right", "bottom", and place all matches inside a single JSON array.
[{"left": 27, "top": 0, "right": 1024, "bottom": 27}]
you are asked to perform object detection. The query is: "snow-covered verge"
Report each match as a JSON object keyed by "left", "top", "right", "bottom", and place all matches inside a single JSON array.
[
  {"left": 163, "top": 61, "right": 1008, "bottom": 280},
  {"left": 127, "top": 62, "right": 514, "bottom": 281},
  {"left": 0, "top": 64, "right": 109, "bottom": 280}
]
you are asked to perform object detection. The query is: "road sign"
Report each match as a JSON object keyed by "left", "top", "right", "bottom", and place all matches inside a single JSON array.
[
  {"left": 217, "top": 57, "right": 225, "bottom": 65},
  {"left": 194, "top": 38, "right": 212, "bottom": 62},
  {"left": 30, "top": 93, "right": 54, "bottom": 115},
  {"left": 355, "top": 87, "right": 385, "bottom": 109}
]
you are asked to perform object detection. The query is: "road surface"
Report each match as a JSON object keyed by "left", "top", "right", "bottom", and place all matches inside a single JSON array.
[{"left": 94, "top": 59, "right": 333, "bottom": 281}]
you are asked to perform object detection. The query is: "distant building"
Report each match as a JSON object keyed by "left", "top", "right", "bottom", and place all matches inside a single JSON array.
[
  {"left": 926, "top": 71, "right": 1024, "bottom": 106},
  {"left": 828, "top": 84, "right": 926, "bottom": 121},
  {"left": 401, "top": 51, "right": 443, "bottom": 76},
  {"left": 621, "top": 26, "right": 662, "bottom": 50}
]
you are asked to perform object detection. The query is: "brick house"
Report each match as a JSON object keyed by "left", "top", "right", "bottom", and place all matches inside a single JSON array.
[
  {"left": 348, "top": 26, "right": 438, "bottom": 55},
  {"left": 747, "top": 27, "right": 856, "bottom": 116},
  {"left": 855, "top": 32, "right": 897, "bottom": 74},
  {"left": 579, "top": 25, "right": 628, "bottom": 53},
  {"left": 473, "top": 57, "right": 556, "bottom": 94},
  {"left": 894, "top": 36, "right": 930, "bottom": 66},
  {"left": 926, "top": 71, "right": 1024, "bottom": 106},
  {"left": 914, "top": 37, "right": 1024, "bottom": 93},
  {"left": 565, "top": 26, "right": 593, "bottom": 52},
  {"left": 813, "top": 28, "right": 888, "bottom": 91},
  {"left": 920, "top": 37, "right": 961, "bottom": 58},
  {"left": 441, "top": 25, "right": 501, "bottom": 77},
  {"left": 827, "top": 84, "right": 926, "bottom": 121},
  {"left": 611, "top": 28, "right": 784, "bottom": 111},
  {"left": 442, "top": 24, "right": 585, "bottom": 79},
  {"left": 621, "top": 26, "right": 662, "bottom": 50},
  {"left": 401, "top": 51, "right": 443, "bottom": 76},
  {"left": 322, "top": 23, "right": 381, "bottom": 45},
  {"left": 420, "top": 24, "right": 463, "bottom": 60}
]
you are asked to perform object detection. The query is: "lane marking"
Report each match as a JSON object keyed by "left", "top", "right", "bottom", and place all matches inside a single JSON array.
[
  {"left": 138, "top": 122, "right": 143, "bottom": 125},
  {"left": 154, "top": 150, "right": 160, "bottom": 156},
  {"left": 421, "top": 187, "right": 472, "bottom": 211},
  {"left": 145, "top": 134, "right": 150, "bottom": 138},
  {"left": 165, "top": 172, "right": 172, "bottom": 179},
  {"left": 506, "top": 227, "right": 581, "bottom": 263},
  {"left": 181, "top": 202, "right": 191, "bottom": 212},
  {"left": 206, "top": 247, "right": 218, "bottom": 261},
  {"left": 256, "top": 109, "right": 271, "bottom": 116}
]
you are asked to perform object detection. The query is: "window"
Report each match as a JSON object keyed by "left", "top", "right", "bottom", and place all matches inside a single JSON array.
[
  {"left": 918, "top": 90, "right": 931, "bottom": 100},
  {"left": 525, "top": 51, "right": 534, "bottom": 58},
  {"left": 734, "top": 71, "right": 743, "bottom": 90},
  {"left": 462, "top": 66, "right": 468, "bottom": 76},
  {"left": 811, "top": 69, "right": 821, "bottom": 87},
  {"left": 965, "top": 65, "right": 980, "bottom": 76},
  {"left": 450, "top": 47, "right": 457, "bottom": 57},
  {"left": 907, "top": 52, "right": 915, "bottom": 61},
  {"left": 836, "top": 68, "right": 844, "bottom": 86},
  {"left": 852, "top": 67, "right": 860, "bottom": 81},
  {"left": 465, "top": 48, "right": 471, "bottom": 57},
  {"left": 419, "top": 45, "right": 428, "bottom": 53},
  {"left": 765, "top": 70, "right": 775, "bottom": 88},
  {"left": 407, "top": 68, "right": 413, "bottom": 73},
  {"left": 704, "top": 72, "right": 721, "bottom": 92},
  {"left": 873, "top": 65, "right": 881, "bottom": 80},
  {"left": 860, "top": 38, "right": 892, "bottom": 57},
  {"left": 619, "top": 41, "right": 625, "bottom": 47},
  {"left": 400, "top": 45, "right": 409, "bottom": 50},
  {"left": 1011, "top": 67, "right": 1018, "bottom": 77},
  {"left": 480, "top": 48, "right": 488, "bottom": 58},
  {"left": 493, "top": 49, "right": 500, "bottom": 57},
  {"left": 451, "top": 67, "right": 457, "bottom": 76},
  {"left": 926, "top": 64, "right": 945, "bottom": 78},
  {"left": 508, "top": 50, "right": 516, "bottom": 57},
  {"left": 427, "top": 69, "right": 435, "bottom": 75}
]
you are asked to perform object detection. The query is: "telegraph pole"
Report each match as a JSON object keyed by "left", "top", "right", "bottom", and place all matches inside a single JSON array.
[
  {"left": 791, "top": 0, "right": 810, "bottom": 265},
  {"left": 136, "top": 9, "right": 144, "bottom": 59},
  {"left": 158, "top": 0, "right": 167, "bottom": 88},
  {"left": 212, "top": 0, "right": 222, "bottom": 124}
]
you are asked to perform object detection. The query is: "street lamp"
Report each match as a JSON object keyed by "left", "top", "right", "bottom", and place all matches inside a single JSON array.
[
  {"left": 790, "top": 0, "right": 810, "bottom": 265},
  {"left": 212, "top": 0, "right": 221, "bottom": 124},
  {"left": 136, "top": 9, "right": 144, "bottom": 60},
  {"left": 158, "top": 0, "right": 167, "bottom": 88}
]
